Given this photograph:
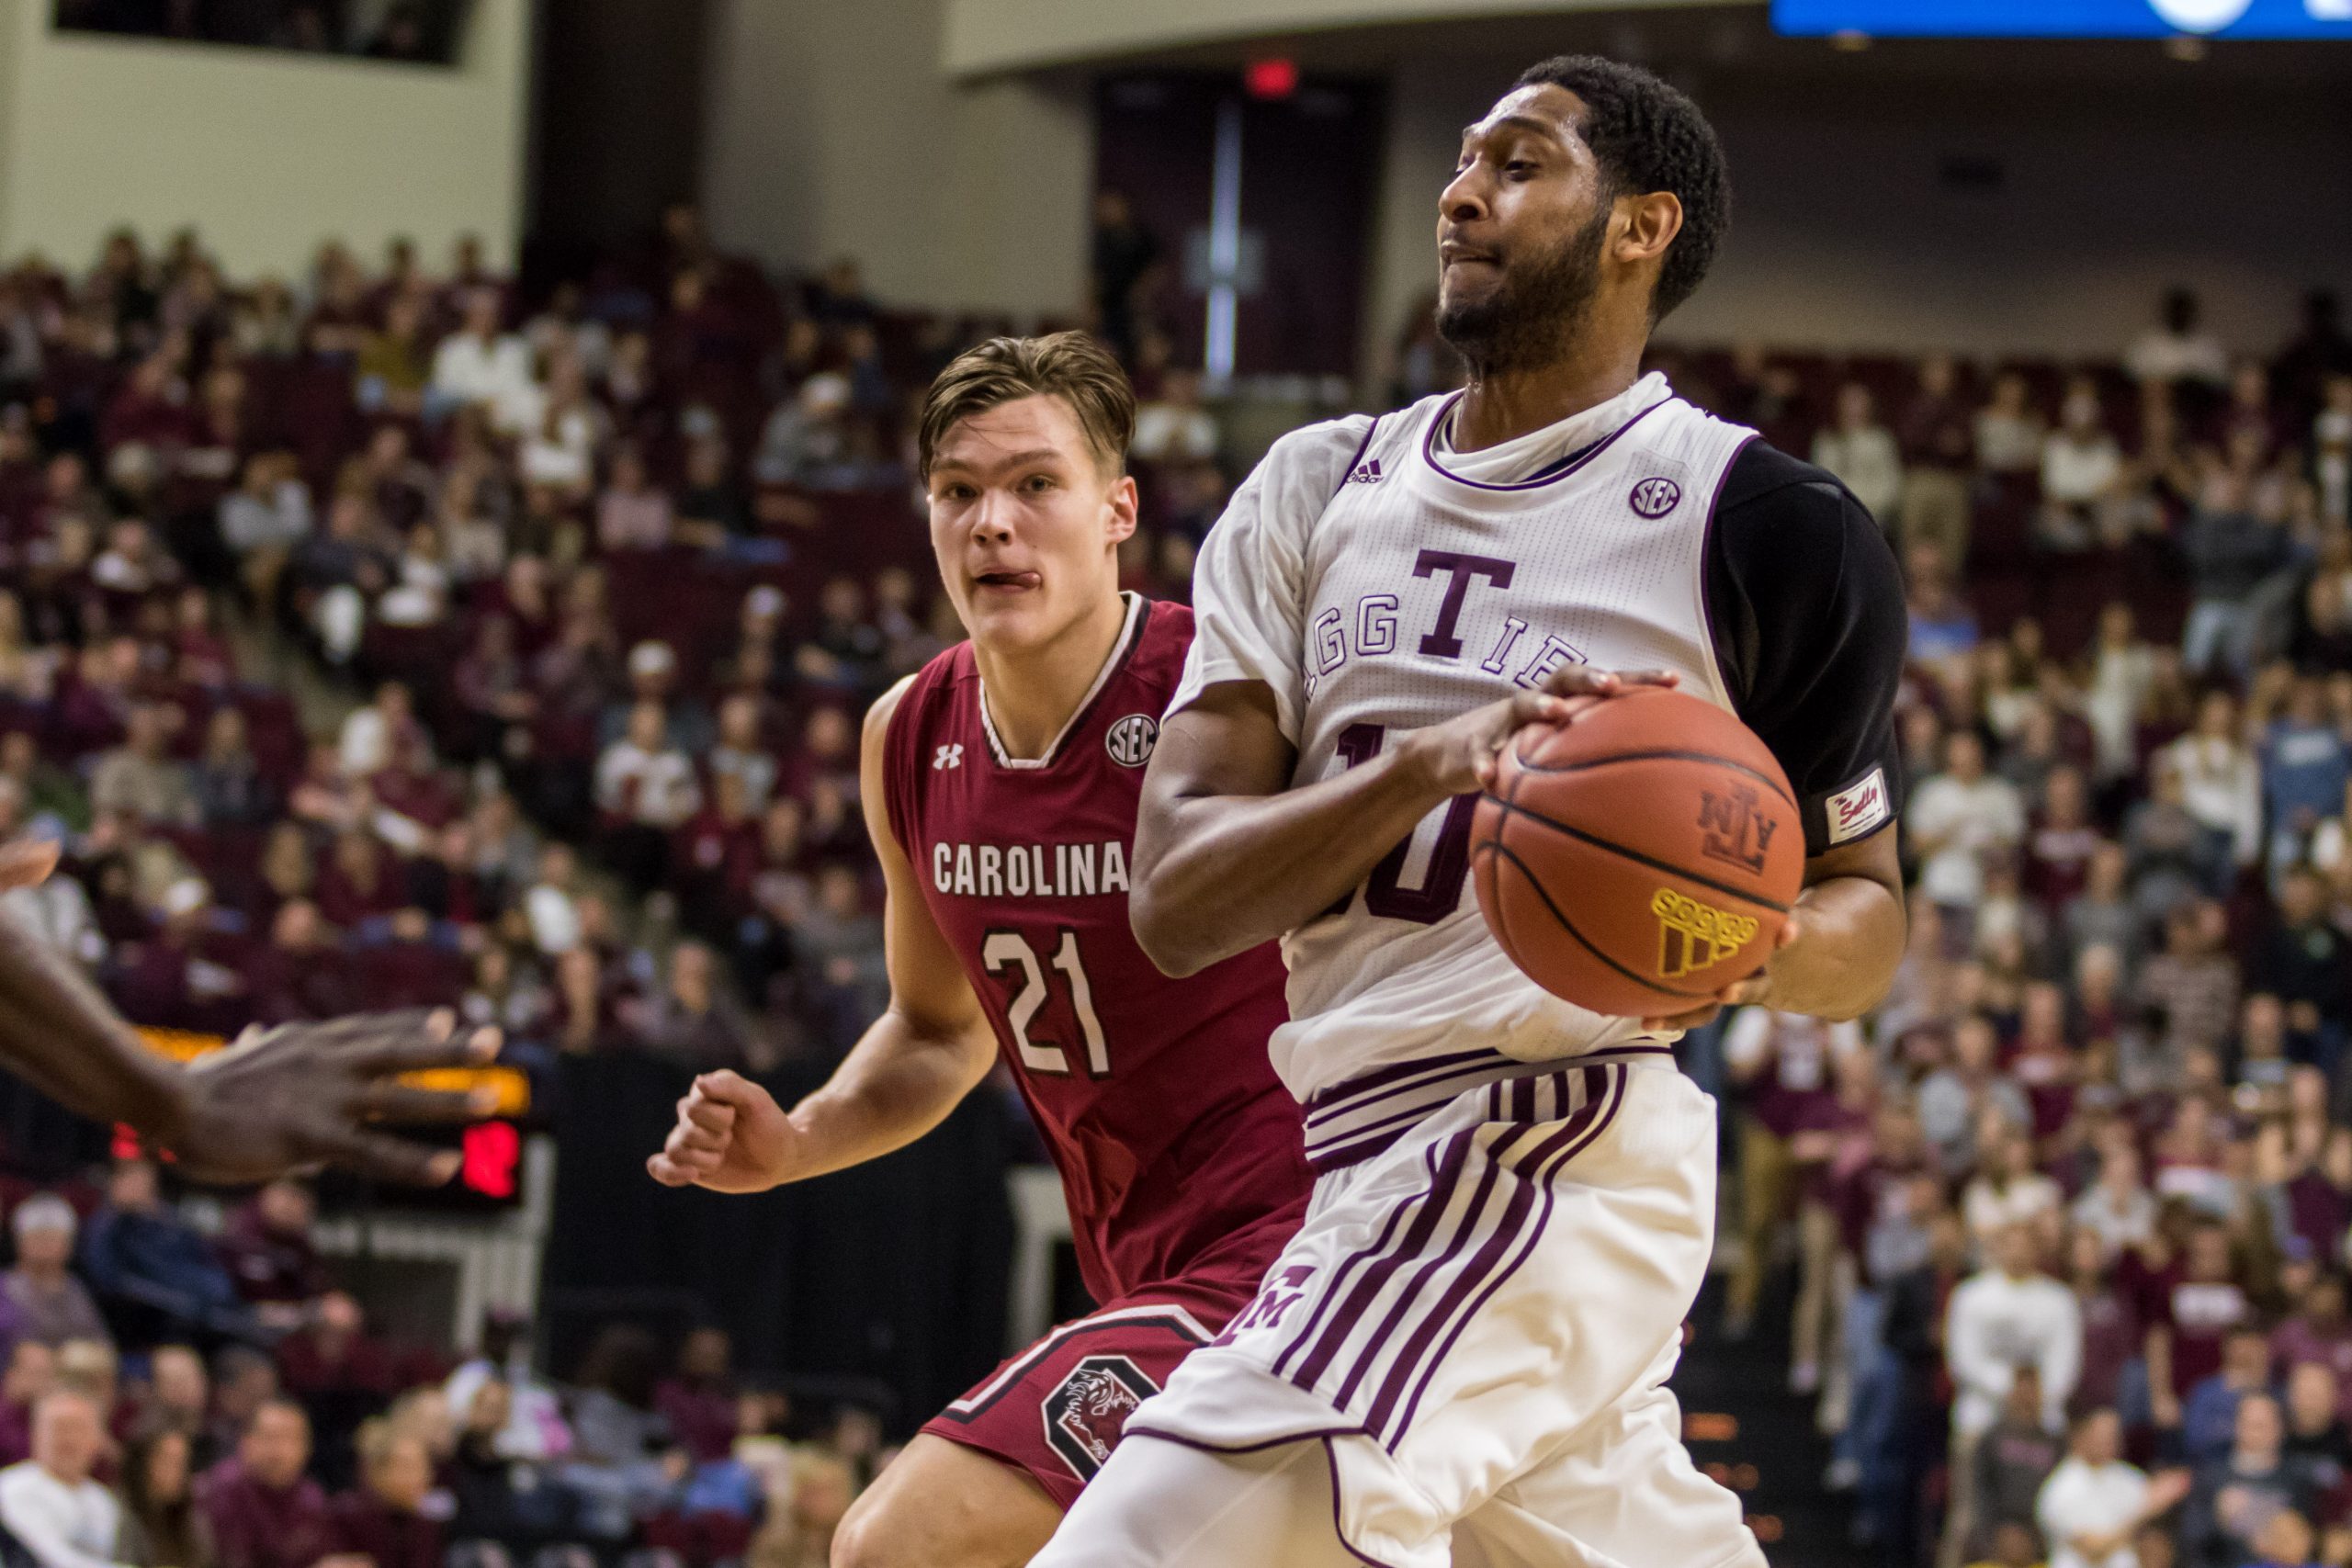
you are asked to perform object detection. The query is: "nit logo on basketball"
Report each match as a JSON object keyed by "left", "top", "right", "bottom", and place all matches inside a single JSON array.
[{"left": 1696, "top": 786, "right": 1777, "bottom": 875}]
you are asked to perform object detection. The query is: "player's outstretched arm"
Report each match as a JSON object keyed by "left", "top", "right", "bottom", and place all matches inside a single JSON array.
[
  {"left": 1131, "top": 667, "right": 1670, "bottom": 977},
  {"left": 0, "top": 839, "right": 496, "bottom": 1185},
  {"left": 648, "top": 678, "right": 996, "bottom": 1193}
]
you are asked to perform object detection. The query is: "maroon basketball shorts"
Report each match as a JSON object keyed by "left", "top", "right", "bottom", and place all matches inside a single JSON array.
[{"left": 920, "top": 1268, "right": 1261, "bottom": 1510}]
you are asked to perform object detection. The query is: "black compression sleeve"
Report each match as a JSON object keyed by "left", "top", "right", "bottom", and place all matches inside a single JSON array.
[{"left": 1703, "top": 441, "right": 1909, "bottom": 855}]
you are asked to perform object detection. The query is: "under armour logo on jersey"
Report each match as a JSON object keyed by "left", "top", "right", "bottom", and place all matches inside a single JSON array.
[
  {"left": 1629, "top": 476, "right": 1682, "bottom": 518},
  {"left": 1346, "top": 457, "right": 1385, "bottom": 485},
  {"left": 1104, "top": 714, "right": 1159, "bottom": 767},
  {"left": 933, "top": 744, "right": 964, "bottom": 771}
]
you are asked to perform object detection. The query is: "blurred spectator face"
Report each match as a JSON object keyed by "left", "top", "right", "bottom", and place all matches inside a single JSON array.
[
  {"left": 718, "top": 696, "right": 760, "bottom": 750},
  {"left": 12, "top": 1200, "right": 74, "bottom": 1271},
  {"left": 2289, "top": 1362, "right": 2339, "bottom": 1432},
  {"left": 820, "top": 577, "right": 865, "bottom": 625},
  {"left": 1990, "top": 372, "right": 2029, "bottom": 415},
  {"left": 2236, "top": 1393, "right": 2284, "bottom": 1462},
  {"left": 2044, "top": 765, "right": 2086, "bottom": 824},
  {"left": 464, "top": 1378, "right": 511, "bottom": 1437},
  {"left": 107, "top": 1157, "right": 160, "bottom": 1213},
  {"left": 242, "top": 1403, "right": 311, "bottom": 1489},
  {"left": 2062, "top": 378, "right": 2103, "bottom": 434},
  {"left": 141, "top": 1427, "right": 190, "bottom": 1504},
  {"left": 1836, "top": 383, "right": 1873, "bottom": 431},
  {"left": 2222, "top": 1328, "right": 2272, "bottom": 1387},
  {"left": 2244, "top": 993, "right": 2288, "bottom": 1056},
  {"left": 369, "top": 1434, "right": 433, "bottom": 1511},
  {"left": 462, "top": 289, "right": 501, "bottom": 340},
  {"left": 3, "top": 1341, "right": 54, "bottom": 1406},
  {"left": 2074, "top": 1408, "right": 2122, "bottom": 1464},
  {"left": 150, "top": 1345, "right": 206, "bottom": 1417},
  {"left": 1942, "top": 730, "right": 1984, "bottom": 782},
  {"left": 1992, "top": 1223, "right": 2040, "bottom": 1278},
  {"left": 2280, "top": 869, "right": 2326, "bottom": 926},
  {"left": 2256, "top": 1509, "right": 2314, "bottom": 1568},
  {"left": 670, "top": 944, "right": 715, "bottom": 1010},
  {"left": 805, "top": 707, "right": 852, "bottom": 761},
  {"left": 2188, "top": 1224, "right": 2233, "bottom": 1281},
  {"left": 679, "top": 1326, "right": 729, "bottom": 1382},
  {"left": 626, "top": 702, "right": 666, "bottom": 753},
  {"left": 2194, "top": 690, "right": 2236, "bottom": 739},
  {"left": 1955, "top": 1016, "right": 1998, "bottom": 1075},
  {"left": 763, "top": 799, "right": 805, "bottom": 858},
  {"left": 1984, "top": 1522, "right": 2039, "bottom": 1568},
  {"left": 31, "top": 1393, "right": 103, "bottom": 1484},
  {"left": 257, "top": 1179, "right": 313, "bottom": 1236}
]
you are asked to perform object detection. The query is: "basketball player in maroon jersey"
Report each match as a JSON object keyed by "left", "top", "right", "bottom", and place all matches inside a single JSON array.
[{"left": 648, "top": 333, "right": 1312, "bottom": 1568}]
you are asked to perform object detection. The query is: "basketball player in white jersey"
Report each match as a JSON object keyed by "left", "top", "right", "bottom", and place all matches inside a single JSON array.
[{"left": 1024, "top": 55, "right": 1910, "bottom": 1568}]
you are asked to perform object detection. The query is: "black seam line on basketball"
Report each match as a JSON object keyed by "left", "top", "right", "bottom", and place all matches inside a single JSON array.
[
  {"left": 1506, "top": 746, "right": 1798, "bottom": 810},
  {"left": 1481, "top": 796, "right": 1793, "bottom": 915},
  {"left": 1473, "top": 840, "right": 1718, "bottom": 1002}
]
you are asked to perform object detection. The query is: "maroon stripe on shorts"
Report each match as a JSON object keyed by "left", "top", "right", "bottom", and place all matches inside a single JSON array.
[
  {"left": 1270, "top": 1138, "right": 1440, "bottom": 1379},
  {"left": 1380, "top": 1066, "right": 1632, "bottom": 1447},
  {"left": 1285, "top": 1126, "right": 1482, "bottom": 1391}
]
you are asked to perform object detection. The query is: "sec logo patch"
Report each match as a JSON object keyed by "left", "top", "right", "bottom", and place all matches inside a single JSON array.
[
  {"left": 1630, "top": 477, "right": 1682, "bottom": 518},
  {"left": 1105, "top": 714, "right": 1159, "bottom": 767}
]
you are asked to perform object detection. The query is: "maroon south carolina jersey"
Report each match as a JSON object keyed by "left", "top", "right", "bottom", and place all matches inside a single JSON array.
[{"left": 881, "top": 594, "right": 1309, "bottom": 1306}]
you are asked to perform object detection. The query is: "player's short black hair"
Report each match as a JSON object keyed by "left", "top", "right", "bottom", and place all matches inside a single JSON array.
[{"left": 1512, "top": 54, "right": 1729, "bottom": 323}]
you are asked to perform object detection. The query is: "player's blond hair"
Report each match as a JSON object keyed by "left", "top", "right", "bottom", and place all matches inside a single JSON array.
[{"left": 917, "top": 331, "right": 1135, "bottom": 481}]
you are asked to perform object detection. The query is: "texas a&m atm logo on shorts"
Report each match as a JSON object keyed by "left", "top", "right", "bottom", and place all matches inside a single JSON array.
[{"left": 1042, "top": 1355, "right": 1159, "bottom": 1481}]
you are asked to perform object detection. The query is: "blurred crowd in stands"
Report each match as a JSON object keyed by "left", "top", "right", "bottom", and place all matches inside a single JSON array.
[
  {"left": 1702, "top": 286, "right": 2352, "bottom": 1568},
  {"left": 0, "top": 1156, "right": 878, "bottom": 1568}
]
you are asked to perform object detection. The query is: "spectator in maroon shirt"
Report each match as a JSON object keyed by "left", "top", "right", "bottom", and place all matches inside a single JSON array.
[
  {"left": 653, "top": 1328, "right": 736, "bottom": 1466},
  {"left": 2275, "top": 1273, "right": 2352, "bottom": 1424},
  {"left": 2025, "top": 764, "right": 2103, "bottom": 915},
  {"left": 216, "top": 1182, "right": 328, "bottom": 1331},
  {"left": 331, "top": 1422, "right": 439, "bottom": 1568},
  {"left": 198, "top": 1402, "right": 344, "bottom": 1568},
  {"left": 313, "top": 831, "right": 400, "bottom": 931},
  {"left": 2146, "top": 1218, "right": 2255, "bottom": 1437}
]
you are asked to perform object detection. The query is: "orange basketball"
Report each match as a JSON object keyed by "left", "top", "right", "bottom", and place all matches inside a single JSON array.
[{"left": 1470, "top": 686, "right": 1804, "bottom": 1019}]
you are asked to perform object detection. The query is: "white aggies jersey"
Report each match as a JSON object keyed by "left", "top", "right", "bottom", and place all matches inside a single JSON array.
[{"left": 1172, "top": 372, "right": 1758, "bottom": 1104}]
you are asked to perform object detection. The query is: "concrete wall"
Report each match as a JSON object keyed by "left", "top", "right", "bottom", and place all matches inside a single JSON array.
[
  {"left": 1363, "top": 57, "right": 2352, "bottom": 366},
  {"left": 699, "top": 0, "right": 1091, "bottom": 320},
  {"left": 0, "top": 0, "right": 534, "bottom": 277}
]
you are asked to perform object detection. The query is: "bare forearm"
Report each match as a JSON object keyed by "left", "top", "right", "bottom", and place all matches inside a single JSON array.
[
  {"left": 1751, "top": 873, "right": 1905, "bottom": 1022},
  {"left": 777, "top": 1011, "right": 994, "bottom": 1181},
  {"left": 0, "top": 911, "right": 184, "bottom": 1138},
  {"left": 1134, "top": 750, "right": 1451, "bottom": 976}
]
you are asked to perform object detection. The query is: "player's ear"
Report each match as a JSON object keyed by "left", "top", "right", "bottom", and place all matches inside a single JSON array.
[
  {"left": 1613, "top": 189, "right": 1683, "bottom": 268},
  {"left": 1102, "top": 471, "right": 1140, "bottom": 547}
]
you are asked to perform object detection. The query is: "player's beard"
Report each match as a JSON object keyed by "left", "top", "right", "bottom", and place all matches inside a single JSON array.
[{"left": 1436, "top": 202, "right": 1611, "bottom": 378}]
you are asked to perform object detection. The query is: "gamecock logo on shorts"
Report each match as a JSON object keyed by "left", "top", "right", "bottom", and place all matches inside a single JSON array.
[
  {"left": 1105, "top": 714, "right": 1159, "bottom": 767},
  {"left": 1629, "top": 476, "right": 1682, "bottom": 519},
  {"left": 1042, "top": 1355, "right": 1159, "bottom": 1482}
]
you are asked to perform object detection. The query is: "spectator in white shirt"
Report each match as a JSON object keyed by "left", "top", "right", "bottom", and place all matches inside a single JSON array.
[
  {"left": 1962, "top": 1122, "right": 2063, "bottom": 1247},
  {"left": 2161, "top": 689, "right": 2264, "bottom": 870},
  {"left": 596, "top": 702, "right": 702, "bottom": 894},
  {"left": 2040, "top": 378, "right": 2125, "bottom": 551},
  {"left": 1811, "top": 382, "right": 1904, "bottom": 524},
  {"left": 428, "top": 288, "right": 534, "bottom": 426},
  {"left": 0, "top": 1390, "right": 129, "bottom": 1568},
  {"left": 2124, "top": 288, "right": 2230, "bottom": 388},
  {"left": 1907, "top": 730, "right": 2028, "bottom": 918},
  {"left": 1131, "top": 368, "right": 1221, "bottom": 464},
  {"left": 1946, "top": 1224, "right": 2082, "bottom": 1564},
  {"left": 1973, "top": 372, "right": 2048, "bottom": 478},
  {"left": 2036, "top": 1408, "right": 2193, "bottom": 1568}
]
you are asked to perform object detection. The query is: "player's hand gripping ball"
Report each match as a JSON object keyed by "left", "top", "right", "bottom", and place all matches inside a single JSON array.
[{"left": 1470, "top": 686, "right": 1804, "bottom": 1019}]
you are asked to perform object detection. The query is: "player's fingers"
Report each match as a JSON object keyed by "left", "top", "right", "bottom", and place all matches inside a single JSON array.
[
  {"left": 348, "top": 1019, "right": 502, "bottom": 1075},
  {"left": 1774, "top": 911, "right": 1804, "bottom": 950},
  {"left": 647, "top": 1154, "right": 697, "bottom": 1187},
  {"left": 670, "top": 1121, "right": 729, "bottom": 1156},
  {"left": 297, "top": 1121, "right": 461, "bottom": 1186},
  {"left": 692, "top": 1069, "right": 762, "bottom": 1107},
  {"left": 683, "top": 1096, "right": 735, "bottom": 1134},
  {"left": 0, "top": 838, "right": 61, "bottom": 891},
  {"left": 360, "top": 1082, "right": 497, "bottom": 1124}
]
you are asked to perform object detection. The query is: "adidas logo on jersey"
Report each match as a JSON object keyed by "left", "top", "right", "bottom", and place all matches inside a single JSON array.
[
  {"left": 1345, "top": 458, "right": 1385, "bottom": 485},
  {"left": 933, "top": 744, "right": 964, "bottom": 771}
]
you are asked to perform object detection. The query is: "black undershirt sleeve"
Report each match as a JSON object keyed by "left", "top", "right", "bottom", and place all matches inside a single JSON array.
[{"left": 1702, "top": 441, "right": 1908, "bottom": 857}]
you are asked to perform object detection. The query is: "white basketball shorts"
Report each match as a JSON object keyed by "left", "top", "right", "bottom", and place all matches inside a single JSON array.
[{"left": 1121, "top": 1047, "right": 1766, "bottom": 1568}]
